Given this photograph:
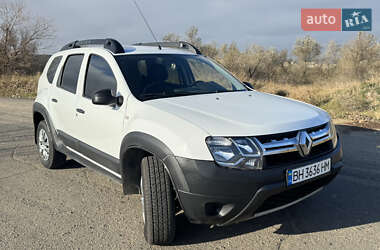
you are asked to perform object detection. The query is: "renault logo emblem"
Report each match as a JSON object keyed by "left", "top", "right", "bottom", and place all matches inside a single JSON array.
[{"left": 297, "top": 131, "right": 312, "bottom": 157}]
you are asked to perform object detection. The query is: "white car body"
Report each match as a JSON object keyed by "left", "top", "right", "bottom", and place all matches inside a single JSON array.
[
  {"left": 33, "top": 40, "right": 342, "bottom": 245},
  {"left": 35, "top": 46, "right": 330, "bottom": 163}
]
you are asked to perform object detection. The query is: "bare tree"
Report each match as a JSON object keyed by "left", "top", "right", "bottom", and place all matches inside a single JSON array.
[
  {"left": 322, "top": 40, "right": 340, "bottom": 79},
  {"left": 200, "top": 42, "right": 218, "bottom": 58},
  {"left": 162, "top": 32, "right": 180, "bottom": 42},
  {"left": 241, "top": 45, "right": 265, "bottom": 80},
  {"left": 324, "top": 41, "right": 340, "bottom": 65},
  {"left": 218, "top": 42, "right": 242, "bottom": 76},
  {"left": 339, "top": 32, "right": 380, "bottom": 80},
  {"left": 163, "top": 26, "right": 380, "bottom": 84},
  {"left": 0, "top": 1, "right": 54, "bottom": 74},
  {"left": 162, "top": 27, "right": 218, "bottom": 58},
  {"left": 184, "top": 26, "right": 202, "bottom": 48},
  {"left": 292, "top": 36, "right": 322, "bottom": 83},
  {"left": 293, "top": 35, "right": 321, "bottom": 63}
]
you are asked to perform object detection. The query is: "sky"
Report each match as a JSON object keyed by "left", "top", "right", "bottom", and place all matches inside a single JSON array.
[{"left": 25, "top": 0, "right": 379, "bottom": 54}]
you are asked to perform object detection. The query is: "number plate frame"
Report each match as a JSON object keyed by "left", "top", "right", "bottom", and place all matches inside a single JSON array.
[{"left": 287, "top": 158, "right": 331, "bottom": 186}]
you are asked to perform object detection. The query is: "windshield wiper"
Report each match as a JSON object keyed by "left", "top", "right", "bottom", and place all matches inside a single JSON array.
[
  {"left": 140, "top": 88, "right": 248, "bottom": 101},
  {"left": 140, "top": 93, "right": 169, "bottom": 101},
  {"left": 214, "top": 89, "right": 247, "bottom": 93}
]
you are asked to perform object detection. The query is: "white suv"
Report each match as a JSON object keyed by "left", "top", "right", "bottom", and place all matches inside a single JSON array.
[{"left": 33, "top": 39, "right": 343, "bottom": 245}]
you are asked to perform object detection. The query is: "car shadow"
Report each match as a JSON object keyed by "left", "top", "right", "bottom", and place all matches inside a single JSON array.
[
  {"left": 56, "top": 159, "right": 85, "bottom": 170},
  {"left": 172, "top": 125, "right": 380, "bottom": 245}
]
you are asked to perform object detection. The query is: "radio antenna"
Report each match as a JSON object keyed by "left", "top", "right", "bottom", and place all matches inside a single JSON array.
[{"left": 132, "top": 0, "right": 161, "bottom": 50}]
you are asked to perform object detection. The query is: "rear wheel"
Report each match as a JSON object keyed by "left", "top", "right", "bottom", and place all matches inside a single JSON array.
[
  {"left": 37, "top": 120, "right": 66, "bottom": 169},
  {"left": 140, "top": 156, "right": 176, "bottom": 245}
]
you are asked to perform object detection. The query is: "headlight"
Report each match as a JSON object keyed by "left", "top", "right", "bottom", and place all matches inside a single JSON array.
[
  {"left": 329, "top": 120, "right": 338, "bottom": 148},
  {"left": 206, "top": 136, "right": 262, "bottom": 169}
]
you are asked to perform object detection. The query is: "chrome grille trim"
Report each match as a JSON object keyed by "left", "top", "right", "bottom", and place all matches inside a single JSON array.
[
  {"left": 309, "top": 125, "right": 330, "bottom": 141},
  {"left": 254, "top": 123, "right": 331, "bottom": 156}
]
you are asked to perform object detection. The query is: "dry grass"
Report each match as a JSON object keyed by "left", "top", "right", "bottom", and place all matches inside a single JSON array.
[
  {"left": 256, "top": 78, "right": 380, "bottom": 123},
  {"left": 0, "top": 74, "right": 379, "bottom": 124},
  {"left": 0, "top": 74, "right": 39, "bottom": 99}
]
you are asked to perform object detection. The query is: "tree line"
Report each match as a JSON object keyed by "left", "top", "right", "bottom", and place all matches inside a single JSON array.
[
  {"left": 1, "top": 1, "right": 379, "bottom": 84},
  {"left": 164, "top": 26, "right": 380, "bottom": 84}
]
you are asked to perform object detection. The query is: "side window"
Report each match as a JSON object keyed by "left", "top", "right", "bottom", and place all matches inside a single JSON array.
[
  {"left": 59, "top": 54, "right": 84, "bottom": 94},
  {"left": 47, "top": 56, "right": 62, "bottom": 83},
  {"left": 84, "top": 54, "right": 117, "bottom": 98}
]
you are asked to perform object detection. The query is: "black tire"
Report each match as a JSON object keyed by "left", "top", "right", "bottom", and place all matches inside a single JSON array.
[
  {"left": 36, "top": 120, "right": 66, "bottom": 169},
  {"left": 141, "top": 156, "right": 176, "bottom": 245}
]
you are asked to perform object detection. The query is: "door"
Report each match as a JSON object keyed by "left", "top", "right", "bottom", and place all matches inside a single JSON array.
[
  {"left": 74, "top": 54, "right": 125, "bottom": 173},
  {"left": 49, "top": 54, "right": 84, "bottom": 141}
]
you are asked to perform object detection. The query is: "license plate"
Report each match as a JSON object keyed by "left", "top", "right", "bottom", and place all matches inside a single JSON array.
[{"left": 287, "top": 158, "right": 331, "bottom": 186}]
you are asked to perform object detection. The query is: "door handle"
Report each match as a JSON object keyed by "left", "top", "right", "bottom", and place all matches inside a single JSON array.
[
  {"left": 51, "top": 98, "right": 58, "bottom": 103},
  {"left": 76, "top": 108, "right": 85, "bottom": 114}
]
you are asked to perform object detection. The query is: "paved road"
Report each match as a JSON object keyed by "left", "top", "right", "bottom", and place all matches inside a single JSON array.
[{"left": 0, "top": 97, "right": 379, "bottom": 250}]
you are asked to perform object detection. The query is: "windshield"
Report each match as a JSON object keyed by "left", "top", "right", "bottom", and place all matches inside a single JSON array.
[{"left": 115, "top": 54, "right": 248, "bottom": 101}]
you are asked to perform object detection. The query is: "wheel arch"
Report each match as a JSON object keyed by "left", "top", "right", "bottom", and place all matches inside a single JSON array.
[
  {"left": 33, "top": 102, "right": 60, "bottom": 147},
  {"left": 120, "top": 131, "right": 189, "bottom": 195},
  {"left": 33, "top": 112, "right": 44, "bottom": 144}
]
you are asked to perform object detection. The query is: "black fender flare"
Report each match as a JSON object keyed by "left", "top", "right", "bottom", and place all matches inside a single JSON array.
[
  {"left": 32, "top": 102, "right": 61, "bottom": 148},
  {"left": 119, "top": 132, "right": 189, "bottom": 194}
]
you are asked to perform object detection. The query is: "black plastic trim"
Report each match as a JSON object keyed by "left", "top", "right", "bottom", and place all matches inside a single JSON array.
[
  {"left": 59, "top": 145, "right": 122, "bottom": 183},
  {"left": 57, "top": 130, "right": 120, "bottom": 174},
  {"left": 223, "top": 167, "right": 341, "bottom": 226},
  {"left": 119, "top": 132, "right": 189, "bottom": 195},
  {"left": 133, "top": 41, "right": 202, "bottom": 55},
  {"left": 174, "top": 137, "right": 343, "bottom": 225},
  {"left": 60, "top": 39, "right": 124, "bottom": 54},
  {"left": 33, "top": 102, "right": 62, "bottom": 148}
]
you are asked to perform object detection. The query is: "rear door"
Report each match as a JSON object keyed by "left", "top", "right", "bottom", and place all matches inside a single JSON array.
[{"left": 49, "top": 54, "right": 85, "bottom": 142}]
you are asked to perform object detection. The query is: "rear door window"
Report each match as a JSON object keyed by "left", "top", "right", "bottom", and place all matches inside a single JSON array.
[
  {"left": 84, "top": 54, "right": 117, "bottom": 98},
  {"left": 47, "top": 56, "right": 62, "bottom": 83},
  {"left": 59, "top": 54, "right": 84, "bottom": 94}
]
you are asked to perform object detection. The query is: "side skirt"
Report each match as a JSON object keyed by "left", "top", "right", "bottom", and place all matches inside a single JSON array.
[
  {"left": 57, "top": 130, "right": 121, "bottom": 173},
  {"left": 59, "top": 144, "right": 122, "bottom": 184}
]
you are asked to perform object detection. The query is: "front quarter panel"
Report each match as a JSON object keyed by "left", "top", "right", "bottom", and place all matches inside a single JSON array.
[{"left": 124, "top": 96, "right": 213, "bottom": 161}]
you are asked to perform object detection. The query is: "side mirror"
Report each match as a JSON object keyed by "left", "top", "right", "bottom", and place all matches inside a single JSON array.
[
  {"left": 92, "top": 89, "right": 123, "bottom": 106},
  {"left": 116, "top": 95, "right": 124, "bottom": 106},
  {"left": 243, "top": 81, "right": 254, "bottom": 89}
]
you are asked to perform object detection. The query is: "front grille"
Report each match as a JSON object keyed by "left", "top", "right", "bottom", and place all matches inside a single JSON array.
[
  {"left": 264, "top": 141, "right": 333, "bottom": 168},
  {"left": 256, "top": 131, "right": 298, "bottom": 144},
  {"left": 253, "top": 122, "right": 333, "bottom": 168},
  {"left": 256, "top": 123, "right": 327, "bottom": 144},
  {"left": 255, "top": 174, "right": 335, "bottom": 214}
]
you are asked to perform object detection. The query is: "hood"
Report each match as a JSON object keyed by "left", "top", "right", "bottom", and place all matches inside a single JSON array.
[{"left": 145, "top": 91, "right": 330, "bottom": 136}]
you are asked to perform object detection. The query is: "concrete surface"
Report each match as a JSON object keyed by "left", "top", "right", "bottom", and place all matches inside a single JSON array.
[{"left": 0, "top": 97, "right": 379, "bottom": 249}]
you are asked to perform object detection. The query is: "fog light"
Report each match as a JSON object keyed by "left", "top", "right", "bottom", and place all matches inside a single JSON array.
[
  {"left": 245, "top": 158, "right": 260, "bottom": 168},
  {"left": 205, "top": 202, "right": 223, "bottom": 216},
  {"left": 205, "top": 203, "right": 234, "bottom": 217}
]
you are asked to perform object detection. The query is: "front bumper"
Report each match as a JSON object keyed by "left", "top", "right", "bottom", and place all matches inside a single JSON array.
[{"left": 174, "top": 137, "right": 343, "bottom": 226}]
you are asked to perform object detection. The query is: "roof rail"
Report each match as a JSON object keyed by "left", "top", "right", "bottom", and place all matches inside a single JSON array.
[
  {"left": 60, "top": 38, "right": 124, "bottom": 54},
  {"left": 133, "top": 41, "right": 202, "bottom": 55}
]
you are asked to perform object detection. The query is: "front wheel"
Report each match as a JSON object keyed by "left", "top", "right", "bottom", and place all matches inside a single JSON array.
[
  {"left": 141, "top": 156, "right": 176, "bottom": 245},
  {"left": 37, "top": 120, "right": 66, "bottom": 169}
]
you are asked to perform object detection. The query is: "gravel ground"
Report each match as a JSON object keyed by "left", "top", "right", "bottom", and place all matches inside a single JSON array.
[{"left": 0, "top": 97, "right": 379, "bottom": 250}]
